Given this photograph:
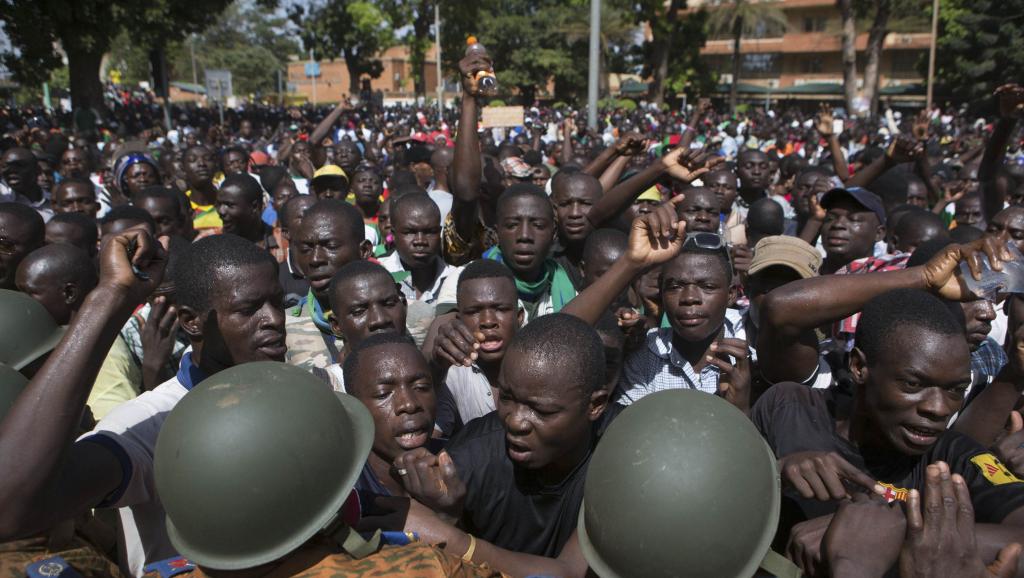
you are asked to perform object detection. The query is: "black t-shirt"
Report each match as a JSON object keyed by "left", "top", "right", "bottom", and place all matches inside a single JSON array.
[
  {"left": 447, "top": 411, "right": 592, "bottom": 557},
  {"left": 753, "top": 382, "right": 1024, "bottom": 524}
]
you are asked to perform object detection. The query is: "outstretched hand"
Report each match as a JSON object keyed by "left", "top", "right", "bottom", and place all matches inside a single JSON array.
[
  {"left": 626, "top": 195, "right": 687, "bottom": 269},
  {"left": 887, "top": 134, "right": 923, "bottom": 164},
  {"left": 816, "top": 103, "right": 835, "bottom": 137},
  {"left": 662, "top": 147, "right": 723, "bottom": 182},
  {"left": 779, "top": 450, "right": 881, "bottom": 501},
  {"left": 899, "top": 462, "right": 1021, "bottom": 578}
]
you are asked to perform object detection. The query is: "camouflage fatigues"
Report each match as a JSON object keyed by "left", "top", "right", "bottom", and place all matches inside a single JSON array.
[
  {"left": 0, "top": 535, "right": 124, "bottom": 578},
  {"left": 285, "top": 301, "right": 343, "bottom": 374},
  {"left": 141, "top": 541, "right": 505, "bottom": 578}
]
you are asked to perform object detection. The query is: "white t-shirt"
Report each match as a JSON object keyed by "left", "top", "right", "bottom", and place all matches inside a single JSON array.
[{"left": 76, "top": 372, "right": 190, "bottom": 576}]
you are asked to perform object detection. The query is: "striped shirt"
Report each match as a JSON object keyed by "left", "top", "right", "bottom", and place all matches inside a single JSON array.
[{"left": 616, "top": 316, "right": 746, "bottom": 405}]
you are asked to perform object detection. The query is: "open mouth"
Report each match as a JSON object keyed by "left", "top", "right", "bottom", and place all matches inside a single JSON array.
[
  {"left": 395, "top": 426, "right": 430, "bottom": 450},
  {"left": 901, "top": 424, "right": 942, "bottom": 447},
  {"left": 479, "top": 335, "right": 504, "bottom": 353},
  {"left": 506, "top": 436, "right": 532, "bottom": 462},
  {"left": 256, "top": 337, "right": 287, "bottom": 358}
]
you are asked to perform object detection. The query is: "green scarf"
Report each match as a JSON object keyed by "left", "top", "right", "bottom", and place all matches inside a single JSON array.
[{"left": 483, "top": 246, "right": 576, "bottom": 311}]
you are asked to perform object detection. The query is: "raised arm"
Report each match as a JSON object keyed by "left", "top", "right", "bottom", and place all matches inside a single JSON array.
[
  {"left": 845, "top": 134, "right": 918, "bottom": 189},
  {"left": 979, "top": 85, "right": 1024, "bottom": 222},
  {"left": 0, "top": 230, "right": 167, "bottom": 539},
  {"left": 597, "top": 154, "right": 630, "bottom": 194},
  {"left": 560, "top": 117, "right": 575, "bottom": 166},
  {"left": 309, "top": 100, "right": 351, "bottom": 151},
  {"left": 757, "top": 239, "right": 1010, "bottom": 384},
  {"left": 449, "top": 53, "right": 489, "bottom": 245},
  {"left": 564, "top": 196, "right": 687, "bottom": 325},
  {"left": 817, "top": 103, "right": 849, "bottom": 179},
  {"left": 586, "top": 147, "right": 721, "bottom": 229},
  {"left": 582, "top": 142, "right": 620, "bottom": 178}
]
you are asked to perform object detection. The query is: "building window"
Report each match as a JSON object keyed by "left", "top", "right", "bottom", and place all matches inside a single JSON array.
[
  {"left": 741, "top": 53, "right": 781, "bottom": 77},
  {"left": 890, "top": 50, "right": 923, "bottom": 78},
  {"left": 803, "top": 16, "right": 827, "bottom": 32},
  {"left": 802, "top": 57, "right": 824, "bottom": 74}
]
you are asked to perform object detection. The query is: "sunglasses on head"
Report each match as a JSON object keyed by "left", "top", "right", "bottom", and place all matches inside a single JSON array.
[{"left": 683, "top": 232, "right": 726, "bottom": 251}]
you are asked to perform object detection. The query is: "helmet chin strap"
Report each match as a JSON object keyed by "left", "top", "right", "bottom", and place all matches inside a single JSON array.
[
  {"left": 759, "top": 548, "right": 802, "bottom": 578},
  {"left": 322, "top": 518, "right": 381, "bottom": 560}
]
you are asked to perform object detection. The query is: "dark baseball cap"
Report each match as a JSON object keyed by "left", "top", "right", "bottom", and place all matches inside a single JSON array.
[{"left": 820, "top": 186, "right": 886, "bottom": 225}]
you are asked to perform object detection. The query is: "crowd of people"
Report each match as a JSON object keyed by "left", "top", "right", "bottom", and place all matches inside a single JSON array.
[{"left": 4, "top": 47, "right": 1024, "bottom": 578}]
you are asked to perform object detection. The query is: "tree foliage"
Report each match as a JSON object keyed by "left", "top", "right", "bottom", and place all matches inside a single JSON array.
[
  {"left": 635, "top": 0, "right": 713, "bottom": 104},
  {"left": 705, "top": 0, "right": 788, "bottom": 113},
  {"left": 0, "top": 0, "right": 232, "bottom": 111},
  {"left": 289, "top": 0, "right": 395, "bottom": 94},
  {"left": 933, "top": 0, "right": 1024, "bottom": 106},
  {"left": 108, "top": 2, "right": 300, "bottom": 97}
]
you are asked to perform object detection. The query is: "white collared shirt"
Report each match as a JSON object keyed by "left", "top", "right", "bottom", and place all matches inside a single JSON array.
[{"left": 378, "top": 252, "right": 462, "bottom": 345}]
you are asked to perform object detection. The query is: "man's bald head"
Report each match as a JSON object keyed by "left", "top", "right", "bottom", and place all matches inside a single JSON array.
[
  {"left": 430, "top": 147, "right": 453, "bottom": 170},
  {"left": 16, "top": 244, "right": 98, "bottom": 324}
]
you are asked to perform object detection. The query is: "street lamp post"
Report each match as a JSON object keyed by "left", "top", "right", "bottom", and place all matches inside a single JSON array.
[
  {"left": 926, "top": 0, "right": 939, "bottom": 110},
  {"left": 435, "top": 2, "right": 443, "bottom": 116},
  {"left": 587, "top": 0, "right": 600, "bottom": 129}
]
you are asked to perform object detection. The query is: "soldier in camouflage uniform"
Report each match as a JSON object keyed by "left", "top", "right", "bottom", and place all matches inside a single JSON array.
[
  {"left": 147, "top": 362, "right": 502, "bottom": 578},
  {"left": 285, "top": 199, "right": 370, "bottom": 373}
]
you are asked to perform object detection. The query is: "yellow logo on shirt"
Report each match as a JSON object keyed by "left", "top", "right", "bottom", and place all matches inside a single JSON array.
[
  {"left": 970, "top": 454, "right": 1023, "bottom": 486},
  {"left": 877, "top": 482, "right": 910, "bottom": 503}
]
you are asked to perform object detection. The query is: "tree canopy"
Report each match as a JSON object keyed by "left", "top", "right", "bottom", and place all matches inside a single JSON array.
[
  {"left": 933, "top": 0, "right": 1024, "bottom": 107},
  {"left": 0, "top": 0, "right": 233, "bottom": 111},
  {"left": 108, "top": 2, "right": 300, "bottom": 98}
]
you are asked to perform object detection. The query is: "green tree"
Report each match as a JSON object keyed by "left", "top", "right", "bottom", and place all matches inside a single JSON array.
[
  {"left": 0, "top": 0, "right": 232, "bottom": 113},
  {"left": 932, "top": 0, "right": 1024, "bottom": 107},
  {"left": 636, "top": 0, "right": 704, "bottom": 105},
  {"left": 381, "top": 0, "right": 435, "bottom": 98},
  {"left": 704, "top": 0, "right": 787, "bottom": 114},
  {"left": 290, "top": 0, "right": 396, "bottom": 96},
  {"left": 107, "top": 2, "right": 300, "bottom": 98},
  {"left": 636, "top": 0, "right": 713, "bottom": 104}
]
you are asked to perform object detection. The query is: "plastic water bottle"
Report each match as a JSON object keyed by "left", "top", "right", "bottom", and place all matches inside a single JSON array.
[
  {"left": 958, "top": 241, "right": 1024, "bottom": 300},
  {"left": 465, "top": 36, "right": 498, "bottom": 96}
]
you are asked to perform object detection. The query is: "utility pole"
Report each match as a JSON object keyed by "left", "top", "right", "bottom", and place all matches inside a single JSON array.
[
  {"left": 587, "top": 0, "right": 600, "bottom": 129},
  {"left": 310, "top": 48, "right": 317, "bottom": 106},
  {"left": 926, "top": 0, "right": 939, "bottom": 110},
  {"left": 435, "top": 2, "right": 443, "bottom": 116},
  {"left": 190, "top": 36, "right": 198, "bottom": 86}
]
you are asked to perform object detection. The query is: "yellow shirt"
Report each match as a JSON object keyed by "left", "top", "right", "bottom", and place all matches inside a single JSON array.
[
  {"left": 89, "top": 336, "right": 141, "bottom": 420},
  {"left": 186, "top": 189, "right": 223, "bottom": 232}
]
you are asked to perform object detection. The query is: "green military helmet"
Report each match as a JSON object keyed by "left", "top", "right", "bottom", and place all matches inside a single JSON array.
[
  {"left": 0, "top": 289, "right": 65, "bottom": 370},
  {"left": 154, "top": 361, "right": 374, "bottom": 570},
  {"left": 0, "top": 363, "right": 28, "bottom": 423},
  {"left": 578, "top": 389, "right": 797, "bottom": 578}
]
